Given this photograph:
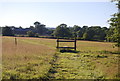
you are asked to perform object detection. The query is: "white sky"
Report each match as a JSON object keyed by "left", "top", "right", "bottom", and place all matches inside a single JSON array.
[
  {"left": 1, "top": 0, "right": 111, "bottom": 2},
  {"left": 0, "top": 0, "right": 118, "bottom": 28}
]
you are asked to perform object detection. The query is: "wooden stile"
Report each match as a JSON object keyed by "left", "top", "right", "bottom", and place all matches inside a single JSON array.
[{"left": 56, "top": 38, "right": 76, "bottom": 50}]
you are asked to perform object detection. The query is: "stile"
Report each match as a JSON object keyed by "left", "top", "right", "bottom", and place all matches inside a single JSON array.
[{"left": 56, "top": 38, "right": 76, "bottom": 50}]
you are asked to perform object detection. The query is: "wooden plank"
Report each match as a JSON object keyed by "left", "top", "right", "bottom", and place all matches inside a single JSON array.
[
  {"left": 57, "top": 47, "right": 75, "bottom": 49},
  {"left": 57, "top": 40, "right": 75, "bottom": 42}
]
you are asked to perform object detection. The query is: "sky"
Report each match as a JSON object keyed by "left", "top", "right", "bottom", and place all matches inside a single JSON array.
[{"left": 0, "top": 0, "right": 118, "bottom": 28}]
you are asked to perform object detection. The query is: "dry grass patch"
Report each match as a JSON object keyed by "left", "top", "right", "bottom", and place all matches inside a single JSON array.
[{"left": 2, "top": 37, "right": 56, "bottom": 79}]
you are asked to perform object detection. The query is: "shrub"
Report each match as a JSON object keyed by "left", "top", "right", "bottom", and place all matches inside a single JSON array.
[{"left": 27, "top": 31, "right": 35, "bottom": 37}]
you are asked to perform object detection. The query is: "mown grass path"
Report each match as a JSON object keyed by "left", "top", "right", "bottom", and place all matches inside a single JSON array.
[{"left": 48, "top": 52, "right": 119, "bottom": 79}]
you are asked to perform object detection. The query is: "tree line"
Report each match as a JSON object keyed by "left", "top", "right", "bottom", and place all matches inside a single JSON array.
[
  {"left": 1, "top": 22, "right": 112, "bottom": 42},
  {"left": 1, "top": 21, "right": 54, "bottom": 37},
  {"left": 53, "top": 24, "right": 108, "bottom": 41}
]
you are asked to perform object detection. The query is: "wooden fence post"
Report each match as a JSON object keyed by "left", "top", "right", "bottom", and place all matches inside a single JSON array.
[
  {"left": 74, "top": 37, "right": 76, "bottom": 50},
  {"left": 57, "top": 38, "right": 59, "bottom": 48},
  {"left": 15, "top": 37, "right": 17, "bottom": 45}
]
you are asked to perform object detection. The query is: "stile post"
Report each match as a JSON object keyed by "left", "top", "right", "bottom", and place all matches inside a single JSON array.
[
  {"left": 57, "top": 38, "right": 59, "bottom": 48},
  {"left": 74, "top": 37, "right": 76, "bottom": 50}
]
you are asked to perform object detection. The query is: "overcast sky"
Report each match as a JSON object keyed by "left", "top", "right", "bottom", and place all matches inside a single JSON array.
[{"left": 0, "top": 0, "right": 117, "bottom": 28}]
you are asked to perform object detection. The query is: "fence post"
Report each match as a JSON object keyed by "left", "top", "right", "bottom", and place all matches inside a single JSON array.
[
  {"left": 15, "top": 37, "right": 17, "bottom": 45},
  {"left": 57, "top": 38, "right": 59, "bottom": 48},
  {"left": 74, "top": 37, "right": 76, "bottom": 50}
]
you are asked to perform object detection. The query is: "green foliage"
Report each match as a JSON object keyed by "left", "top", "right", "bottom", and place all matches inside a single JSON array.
[
  {"left": 82, "top": 33, "right": 88, "bottom": 40},
  {"left": 81, "top": 26, "right": 108, "bottom": 41},
  {"left": 108, "top": 1, "right": 120, "bottom": 47},
  {"left": 73, "top": 25, "right": 81, "bottom": 37},
  {"left": 34, "top": 21, "right": 47, "bottom": 35},
  {"left": 35, "top": 33, "right": 39, "bottom": 37},
  {"left": 53, "top": 24, "right": 72, "bottom": 38},
  {"left": 2, "top": 21, "right": 111, "bottom": 42},
  {"left": 27, "top": 31, "right": 35, "bottom": 37},
  {"left": 2, "top": 26, "right": 14, "bottom": 36}
]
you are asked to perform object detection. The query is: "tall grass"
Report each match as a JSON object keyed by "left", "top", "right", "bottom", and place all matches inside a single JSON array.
[{"left": 2, "top": 37, "right": 56, "bottom": 79}]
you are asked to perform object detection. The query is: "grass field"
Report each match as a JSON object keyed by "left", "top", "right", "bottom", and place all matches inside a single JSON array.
[{"left": 2, "top": 36, "right": 119, "bottom": 79}]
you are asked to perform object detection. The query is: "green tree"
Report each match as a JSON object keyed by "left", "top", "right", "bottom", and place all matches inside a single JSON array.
[
  {"left": 108, "top": 0, "right": 120, "bottom": 47},
  {"left": 82, "top": 26, "right": 107, "bottom": 41},
  {"left": 85, "top": 27, "right": 95, "bottom": 40},
  {"left": 73, "top": 25, "right": 81, "bottom": 37},
  {"left": 34, "top": 21, "right": 47, "bottom": 35},
  {"left": 27, "top": 31, "right": 35, "bottom": 37},
  {"left": 53, "top": 24, "right": 72, "bottom": 38},
  {"left": 29, "top": 26, "right": 34, "bottom": 30},
  {"left": 2, "top": 26, "right": 14, "bottom": 36},
  {"left": 35, "top": 33, "right": 39, "bottom": 37},
  {"left": 82, "top": 33, "right": 88, "bottom": 40}
]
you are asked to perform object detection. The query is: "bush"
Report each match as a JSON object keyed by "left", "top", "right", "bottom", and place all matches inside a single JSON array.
[
  {"left": 27, "top": 31, "right": 35, "bottom": 37},
  {"left": 35, "top": 33, "right": 39, "bottom": 37}
]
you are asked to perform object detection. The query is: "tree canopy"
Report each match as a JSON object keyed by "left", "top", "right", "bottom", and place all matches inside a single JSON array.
[
  {"left": 2, "top": 26, "right": 14, "bottom": 36},
  {"left": 108, "top": 0, "right": 120, "bottom": 47},
  {"left": 53, "top": 24, "right": 72, "bottom": 38}
]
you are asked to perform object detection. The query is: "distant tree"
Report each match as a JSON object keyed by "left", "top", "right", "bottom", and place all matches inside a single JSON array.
[
  {"left": 46, "top": 28, "right": 54, "bottom": 36},
  {"left": 0, "top": 27, "right": 2, "bottom": 35},
  {"left": 19, "top": 26, "right": 22, "bottom": 29},
  {"left": 29, "top": 26, "right": 34, "bottom": 30},
  {"left": 34, "top": 21, "right": 41, "bottom": 26},
  {"left": 73, "top": 25, "right": 81, "bottom": 37},
  {"left": 2, "top": 26, "right": 14, "bottom": 36},
  {"left": 34, "top": 21, "right": 47, "bottom": 35},
  {"left": 53, "top": 24, "right": 72, "bottom": 38},
  {"left": 92, "top": 26, "right": 101, "bottom": 40},
  {"left": 85, "top": 27, "right": 95, "bottom": 40},
  {"left": 82, "top": 33, "right": 88, "bottom": 40},
  {"left": 73, "top": 25, "right": 81, "bottom": 32},
  {"left": 82, "top": 26, "right": 88, "bottom": 32},
  {"left": 100, "top": 27, "right": 108, "bottom": 40},
  {"left": 77, "top": 30, "right": 83, "bottom": 38},
  {"left": 35, "top": 33, "right": 39, "bottom": 37},
  {"left": 27, "top": 31, "right": 35, "bottom": 37},
  {"left": 82, "top": 26, "right": 107, "bottom": 41}
]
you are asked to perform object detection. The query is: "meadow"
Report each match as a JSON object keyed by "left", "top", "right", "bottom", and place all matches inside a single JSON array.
[{"left": 2, "top": 36, "right": 119, "bottom": 79}]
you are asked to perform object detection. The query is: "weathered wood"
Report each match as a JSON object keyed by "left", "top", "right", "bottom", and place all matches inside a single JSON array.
[
  {"left": 57, "top": 40, "right": 75, "bottom": 42},
  {"left": 15, "top": 37, "right": 17, "bottom": 45},
  {"left": 57, "top": 47, "right": 75, "bottom": 49},
  {"left": 74, "top": 38, "right": 76, "bottom": 50},
  {"left": 56, "top": 39, "right": 59, "bottom": 48}
]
